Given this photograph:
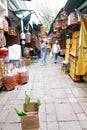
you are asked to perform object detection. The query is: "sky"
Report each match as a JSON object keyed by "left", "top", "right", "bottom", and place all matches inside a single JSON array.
[
  {"left": 25, "top": 0, "right": 67, "bottom": 11},
  {"left": 24, "top": 0, "right": 68, "bottom": 26}
]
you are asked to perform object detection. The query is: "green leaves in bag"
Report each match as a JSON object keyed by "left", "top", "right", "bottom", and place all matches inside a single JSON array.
[
  {"left": 34, "top": 98, "right": 41, "bottom": 110},
  {"left": 15, "top": 108, "right": 27, "bottom": 116},
  {"left": 25, "top": 92, "right": 30, "bottom": 111}
]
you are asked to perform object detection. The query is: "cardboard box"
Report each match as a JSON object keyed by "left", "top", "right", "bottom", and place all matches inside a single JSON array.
[
  {"left": 22, "top": 128, "right": 40, "bottom": 130},
  {"left": 21, "top": 102, "right": 40, "bottom": 130},
  {"left": 23, "top": 102, "right": 38, "bottom": 112},
  {"left": 23, "top": 57, "right": 31, "bottom": 65},
  {"left": 21, "top": 114, "right": 40, "bottom": 130}
]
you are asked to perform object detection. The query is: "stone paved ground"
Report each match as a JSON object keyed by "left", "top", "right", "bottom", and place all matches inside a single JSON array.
[{"left": 0, "top": 55, "right": 87, "bottom": 130}]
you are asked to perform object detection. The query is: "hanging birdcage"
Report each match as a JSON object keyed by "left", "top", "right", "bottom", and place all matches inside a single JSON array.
[
  {"left": 31, "top": 34, "right": 37, "bottom": 42},
  {"left": 8, "top": 27, "right": 17, "bottom": 36},
  {"left": 68, "top": 11, "right": 80, "bottom": 25},
  {"left": 55, "top": 19, "right": 62, "bottom": 28},
  {"left": 53, "top": 23, "right": 58, "bottom": 32},
  {"left": 25, "top": 32, "right": 31, "bottom": 43},
  {"left": 56, "top": 31, "right": 61, "bottom": 38},
  {"left": 60, "top": 10, "right": 68, "bottom": 20},
  {"left": 61, "top": 19, "right": 68, "bottom": 29}
]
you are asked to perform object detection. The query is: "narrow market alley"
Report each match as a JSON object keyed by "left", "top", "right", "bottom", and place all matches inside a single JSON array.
[{"left": 0, "top": 55, "right": 87, "bottom": 130}]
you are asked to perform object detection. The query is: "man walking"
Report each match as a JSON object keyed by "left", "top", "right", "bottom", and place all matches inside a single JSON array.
[{"left": 52, "top": 40, "right": 60, "bottom": 64}]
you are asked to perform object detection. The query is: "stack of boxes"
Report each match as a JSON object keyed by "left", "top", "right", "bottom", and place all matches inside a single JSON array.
[
  {"left": 69, "top": 31, "right": 80, "bottom": 81},
  {"left": 65, "top": 38, "right": 71, "bottom": 63},
  {"left": 62, "top": 38, "right": 71, "bottom": 73},
  {"left": 64, "top": 31, "right": 81, "bottom": 81}
]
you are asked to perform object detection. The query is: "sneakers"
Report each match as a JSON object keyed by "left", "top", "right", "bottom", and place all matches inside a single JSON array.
[
  {"left": 44, "top": 63, "right": 47, "bottom": 65},
  {"left": 40, "top": 64, "right": 44, "bottom": 66},
  {"left": 40, "top": 63, "right": 47, "bottom": 66}
]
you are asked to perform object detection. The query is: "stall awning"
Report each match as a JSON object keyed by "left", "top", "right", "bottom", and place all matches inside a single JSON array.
[
  {"left": 12, "top": 10, "right": 31, "bottom": 24},
  {"left": 64, "top": 0, "right": 86, "bottom": 14}
]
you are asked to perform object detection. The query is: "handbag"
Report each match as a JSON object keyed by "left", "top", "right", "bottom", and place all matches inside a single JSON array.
[{"left": 50, "top": 51, "right": 53, "bottom": 57}]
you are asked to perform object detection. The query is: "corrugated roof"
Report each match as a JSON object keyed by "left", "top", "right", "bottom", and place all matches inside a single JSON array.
[
  {"left": 8, "top": 0, "right": 27, "bottom": 11},
  {"left": 64, "top": 0, "right": 87, "bottom": 14}
]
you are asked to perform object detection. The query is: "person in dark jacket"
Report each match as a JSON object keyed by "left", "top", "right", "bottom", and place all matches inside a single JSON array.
[{"left": 35, "top": 46, "right": 41, "bottom": 58}]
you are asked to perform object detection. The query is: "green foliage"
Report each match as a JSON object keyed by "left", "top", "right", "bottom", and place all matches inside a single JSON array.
[
  {"left": 39, "top": 5, "right": 58, "bottom": 33},
  {"left": 25, "top": 93, "right": 30, "bottom": 111},
  {"left": 34, "top": 98, "right": 41, "bottom": 110},
  {"left": 15, "top": 108, "right": 27, "bottom": 116},
  {"left": 15, "top": 93, "right": 41, "bottom": 117},
  {"left": 25, "top": 93, "right": 41, "bottom": 111}
]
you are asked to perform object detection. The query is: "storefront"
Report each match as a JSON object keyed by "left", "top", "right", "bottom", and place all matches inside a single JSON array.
[{"left": 48, "top": 0, "right": 87, "bottom": 82}]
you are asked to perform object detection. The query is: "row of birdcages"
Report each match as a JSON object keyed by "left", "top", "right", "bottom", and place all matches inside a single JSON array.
[{"left": 53, "top": 10, "right": 81, "bottom": 32}]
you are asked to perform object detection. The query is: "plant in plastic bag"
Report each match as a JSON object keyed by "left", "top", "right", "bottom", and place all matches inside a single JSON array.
[
  {"left": 15, "top": 108, "right": 27, "bottom": 116},
  {"left": 34, "top": 98, "right": 41, "bottom": 110},
  {"left": 25, "top": 92, "right": 30, "bottom": 111}
]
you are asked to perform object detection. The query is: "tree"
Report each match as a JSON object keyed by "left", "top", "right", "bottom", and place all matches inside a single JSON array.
[
  {"left": 33, "top": 0, "right": 68, "bottom": 33},
  {"left": 34, "top": 0, "right": 62, "bottom": 33},
  {"left": 25, "top": 0, "right": 67, "bottom": 33}
]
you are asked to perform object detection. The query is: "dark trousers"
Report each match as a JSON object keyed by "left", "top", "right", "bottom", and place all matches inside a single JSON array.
[{"left": 54, "top": 53, "right": 59, "bottom": 62}]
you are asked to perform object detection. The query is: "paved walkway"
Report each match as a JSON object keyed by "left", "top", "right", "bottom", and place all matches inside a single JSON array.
[{"left": 0, "top": 55, "right": 87, "bottom": 130}]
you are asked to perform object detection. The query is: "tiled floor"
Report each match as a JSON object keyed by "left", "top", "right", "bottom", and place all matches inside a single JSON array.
[{"left": 0, "top": 55, "right": 87, "bottom": 130}]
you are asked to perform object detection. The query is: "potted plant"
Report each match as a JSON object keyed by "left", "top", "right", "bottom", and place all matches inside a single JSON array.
[{"left": 15, "top": 93, "right": 41, "bottom": 130}]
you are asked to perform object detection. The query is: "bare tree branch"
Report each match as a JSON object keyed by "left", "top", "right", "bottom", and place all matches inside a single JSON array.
[{"left": 33, "top": 0, "right": 68, "bottom": 32}]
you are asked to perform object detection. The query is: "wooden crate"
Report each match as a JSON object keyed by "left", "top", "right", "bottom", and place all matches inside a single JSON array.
[
  {"left": 65, "top": 48, "right": 70, "bottom": 63},
  {"left": 69, "top": 71, "right": 80, "bottom": 81},
  {"left": 66, "top": 38, "right": 71, "bottom": 49},
  {"left": 0, "top": 58, "right": 5, "bottom": 88},
  {"left": 70, "top": 37, "right": 79, "bottom": 56},
  {"left": 69, "top": 59, "right": 80, "bottom": 81},
  {"left": 70, "top": 60, "right": 77, "bottom": 74},
  {"left": 70, "top": 31, "right": 80, "bottom": 56},
  {"left": 72, "top": 31, "right": 80, "bottom": 38},
  {"left": 23, "top": 57, "right": 31, "bottom": 65},
  {"left": 65, "top": 38, "right": 71, "bottom": 63},
  {"left": 70, "top": 55, "right": 78, "bottom": 62}
]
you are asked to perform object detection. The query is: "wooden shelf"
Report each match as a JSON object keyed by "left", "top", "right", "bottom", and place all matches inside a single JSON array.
[{"left": 69, "top": 52, "right": 78, "bottom": 57}]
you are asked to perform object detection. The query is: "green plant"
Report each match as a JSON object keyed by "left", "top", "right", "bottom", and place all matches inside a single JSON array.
[
  {"left": 15, "top": 93, "right": 41, "bottom": 117},
  {"left": 25, "top": 93, "right": 41, "bottom": 111},
  {"left": 34, "top": 98, "right": 41, "bottom": 110},
  {"left": 25, "top": 92, "right": 30, "bottom": 111},
  {"left": 15, "top": 108, "right": 27, "bottom": 116}
]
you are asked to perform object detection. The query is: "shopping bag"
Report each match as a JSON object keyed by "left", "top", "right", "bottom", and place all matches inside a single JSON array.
[{"left": 50, "top": 51, "right": 53, "bottom": 57}]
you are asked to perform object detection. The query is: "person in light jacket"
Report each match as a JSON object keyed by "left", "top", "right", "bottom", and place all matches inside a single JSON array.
[
  {"left": 52, "top": 40, "right": 60, "bottom": 64},
  {"left": 40, "top": 40, "right": 47, "bottom": 65}
]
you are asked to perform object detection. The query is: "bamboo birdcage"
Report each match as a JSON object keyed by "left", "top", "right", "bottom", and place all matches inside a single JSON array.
[
  {"left": 60, "top": 10, "right": 68, "bottom": 20},
  {"left": 68, "top": 11, "right": 81, "bottom": 25}
]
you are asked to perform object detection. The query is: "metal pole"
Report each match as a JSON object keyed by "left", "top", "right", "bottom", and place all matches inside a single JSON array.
[{"left": 21, "top": 18, "right": 24, "bottom": 32}]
